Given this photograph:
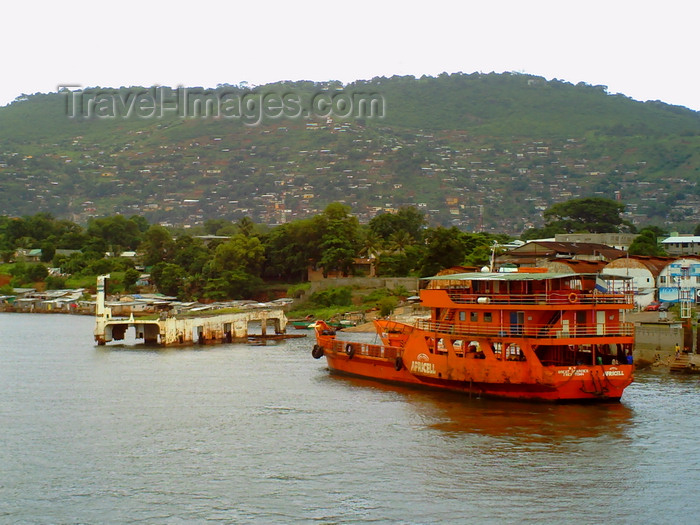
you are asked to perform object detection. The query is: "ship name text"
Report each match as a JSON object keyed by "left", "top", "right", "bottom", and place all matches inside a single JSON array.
[{"left": 411, "top": 361, "right": 437, "bottom": 375}]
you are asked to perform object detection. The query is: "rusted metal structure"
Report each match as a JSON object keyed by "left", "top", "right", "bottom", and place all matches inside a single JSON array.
[{"left": 93, "top": 275, "right": 287, "bottom": 345}]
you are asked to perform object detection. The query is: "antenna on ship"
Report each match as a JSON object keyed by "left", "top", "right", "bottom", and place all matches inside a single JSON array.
[{"left": 489, "top": 240, "right": 498, "bottom": 272}]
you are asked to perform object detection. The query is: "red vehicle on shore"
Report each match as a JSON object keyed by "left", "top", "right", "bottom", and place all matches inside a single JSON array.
[{"left": 313, "top": 269, "right": 635, "bottom": 402}]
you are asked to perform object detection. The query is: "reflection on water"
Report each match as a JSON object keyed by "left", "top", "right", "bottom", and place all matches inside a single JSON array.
[
  {"left": 96, "top": 343, "right": 178, "bottom": 354},
  {"left": 327, "top": 373, "right": 634, "bottom": 441},
  {"left": 427, "top": 394, "right": 633, "bottom": 441},
  {"left": 321, "top": 369, "right": 659, "bottom": 524},
  {"left": 2, "top": 313, "right": 699, "bottom": 524}
]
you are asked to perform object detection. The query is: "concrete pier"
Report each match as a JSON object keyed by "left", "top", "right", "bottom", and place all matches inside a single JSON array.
[{"left": 93, "top": 275, "right": 287, "bottom": 346}]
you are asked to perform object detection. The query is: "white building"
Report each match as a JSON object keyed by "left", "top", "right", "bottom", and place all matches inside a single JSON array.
[
  {"left": 601, "top": 256, "right": 673, "bottom": 309},
  {"left": 657, "top": 258, "right": 700, "bottom": 303},
  {"left": 661, "top": 236, "right": 700, "bottom": 256}
]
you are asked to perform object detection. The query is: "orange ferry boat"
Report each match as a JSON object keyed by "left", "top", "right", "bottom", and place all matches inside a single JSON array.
[{"left": 312, "top": 270, "right": 635, "bottom": 402}]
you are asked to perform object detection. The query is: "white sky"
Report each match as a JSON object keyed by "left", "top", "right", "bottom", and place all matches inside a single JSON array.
[{"left": 1, "top": 0, "right": 698, "bottom": 111}]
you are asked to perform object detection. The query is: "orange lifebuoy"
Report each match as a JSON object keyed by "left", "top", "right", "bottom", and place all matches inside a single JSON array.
[{"left": 568, "top": 293, "right": 578, "bottom": 304}]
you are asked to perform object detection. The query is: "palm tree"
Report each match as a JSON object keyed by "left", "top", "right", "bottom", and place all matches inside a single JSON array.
[
  {"left": 387, "top": 230, "right": 413, "bottom": 253},
  {"left": 358, "top": 229, "right": 383, "bottom": 258}
]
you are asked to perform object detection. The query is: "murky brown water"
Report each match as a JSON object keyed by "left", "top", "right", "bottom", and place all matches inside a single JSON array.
[{"left": 1, "top": 313, "right": 698, "bottom": 524}]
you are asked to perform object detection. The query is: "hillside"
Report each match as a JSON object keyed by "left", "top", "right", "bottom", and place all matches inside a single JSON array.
[{"left": 1, "top": 72, "right": 699, "bottom": 234}]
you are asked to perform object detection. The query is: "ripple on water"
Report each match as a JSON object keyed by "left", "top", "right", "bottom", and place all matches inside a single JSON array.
[{"left": 1, "top": 313, "right": 699, "bottom": 524}]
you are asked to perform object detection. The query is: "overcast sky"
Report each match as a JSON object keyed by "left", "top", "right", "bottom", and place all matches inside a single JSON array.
[{"left": 1, "top": 0, "right": 698, "bottom": 111}]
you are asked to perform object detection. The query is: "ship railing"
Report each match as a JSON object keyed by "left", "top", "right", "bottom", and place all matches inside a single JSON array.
[
  {"left": 415, "top": 319, "right": 634, "bottom": 339},
  {"left": 378, "top": 319, "right": 415, "bottom": 334},
  {"left": 445, "top": 290, "right": 632, "bottom": 306},
  {"left": 328, "top": 338, "right": 402, "bottom": 360}
]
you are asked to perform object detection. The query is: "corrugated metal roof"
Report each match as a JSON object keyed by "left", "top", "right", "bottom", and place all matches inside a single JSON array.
[
  {"left": 606, "top": 255, "right": 676, "bottom": 275},
  {"left": 545, "top": 259, "right": 608, "bottom": 273},
  {"left": 424, "top": 272, "right": 583, "bottom": 281},
  {"left": 508, "top": 241, "right": 626, "bottom": 259},
  {"left": 425, "top": 271, "right": 632, "bottom": 282},
  {"left": 662, "top": 236, "right": 700, "bottom": 243}
]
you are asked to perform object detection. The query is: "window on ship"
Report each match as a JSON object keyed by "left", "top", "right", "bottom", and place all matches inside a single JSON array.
[
  {"left": 506, "top": 343, "right": 525, "bottom": 361},
  {"left": 425, "top": 337, "right": 448, "bottom": 355},
  {"left": 468, "top": 341, "right": 484, "bottom": 359}
]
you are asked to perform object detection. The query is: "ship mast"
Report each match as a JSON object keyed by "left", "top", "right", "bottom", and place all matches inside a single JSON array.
[{"left": 489, "top": 241, "right": 498, "bottom": 272}]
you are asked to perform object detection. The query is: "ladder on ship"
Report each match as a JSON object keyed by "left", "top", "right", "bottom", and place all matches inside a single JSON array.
[{"left": 538, "top": 311, "right": 562, "bottom": 337}]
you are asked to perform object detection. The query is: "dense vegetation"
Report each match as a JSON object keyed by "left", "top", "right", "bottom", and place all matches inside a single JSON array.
[
  {"left": 0, "top": 205, "right": 510, "bottom": 300},
  {"left": 1, "top": 73, "right": 700, "bottom": 233},
  {"left": 1, "top": 196, "right": 682, "bottom": 301}
]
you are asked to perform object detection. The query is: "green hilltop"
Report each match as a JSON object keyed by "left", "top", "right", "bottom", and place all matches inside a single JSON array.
[{"left": 1, "top": 72, "right": 699, "bottom": 234}]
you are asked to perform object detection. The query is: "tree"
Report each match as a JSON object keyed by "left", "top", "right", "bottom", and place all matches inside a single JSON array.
[
  {"left": 213, "top": 234, "right": 265, "bottom": 276},
  {"left": 24, "top": 213, "right": 57, "bottom": 242},
  {"left": 25, "top": 263, "right": 49, "bottom": 282},
  {"left": 418, "top": 227, "right": 467, "bottom": 277},
  {"left": 639, "top": 225, "right": 668, "bottom": 238},
  {"left": 368, "top": 206, "right": 426, "bottom": 243},
  {"left": 85, "top": 258, "right": 113, "bottom": 276},
  {"left": 123, "top": 268, "right": 140, "bottom": 291},
  {"left": 87, "top": 215, "right": 143, "bottom": 255},
  {"left": 264, "top": 221, "right": 317, "bottom": 281},
  {"left": 377, "top": 248, "right": 422, "bottom": 276},
  {"left": 57, "top": 227, "right": 87, "bottom": 250},
  {"left": 464, "top": 244, "right": 494, "bottom": 268},
  {"left": 172, "top": 236, "right": 210, "bottom": 274},
  {"left": 129, "top": 215, "right": 150, "bottom": 233},
  {"left": 387, "top": 230, "right": 413, "bottom": 253},
  {"left": 206, "top": 269, "right": 263, "bottom": 300},
  {"left": 204, "top": 218, "right": 230, "bottom": 235},
  {"left": 318, "top": 203, "right": 360, "bottom": 277},
  {"left": 368, "top": 212, "right": 399, "bottom": 239},
  {"left": 542, "top": 197, "right": 626, "bottom": 233},
  {"left": 40, "top": 241, "right": 56, "bottom": 263},
  {"left": 45, "top": 275, "right": 66, "bottom": 290},
  {"left": 151, "top": 262, "right": 185, "bottom": 296},
  {"left": 461, "top": 233, "right": 511, "bottom": 268},
  {"left": 628, "top": 229, "right": 666, "bottom": 256},
  {"left": 5, "top": 218, "right": 28, "bottom": 244},
  {"left": 141, "top": 225, "right": 175, "bottom": 266},
  {"left": 236, "top": 216, "right": 256, "bottom": 237}
]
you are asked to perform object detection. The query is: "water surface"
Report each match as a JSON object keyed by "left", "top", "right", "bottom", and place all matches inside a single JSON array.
[{"left": 1, "top": 314, "right": 698, "bottom": 524}]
